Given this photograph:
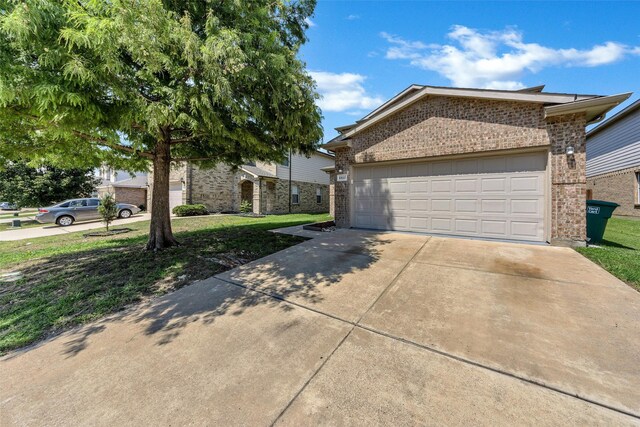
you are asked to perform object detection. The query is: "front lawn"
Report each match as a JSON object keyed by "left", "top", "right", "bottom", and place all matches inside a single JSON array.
[
  {"left": 0, "top": 213, "right": 330, "bottom": 354},
  {"left": 0, "top": 219, "right": 44, "bottom": 232},
  {"left": 576, "top": 216, "right": 640, "bottom": 291}
]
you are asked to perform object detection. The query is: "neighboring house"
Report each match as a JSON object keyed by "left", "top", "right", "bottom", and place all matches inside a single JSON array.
[
  {"left": 586, "top": 99, "right": 640, "bottom": 217},
  {"left": 148, "top": 151, "right": 334, "bottom": 214},
  {"left": 323, "top": 84, "right": 631, "bottom": 246},
  {"left": 94, "top": 166, "right": 148, "bottom": 208}
]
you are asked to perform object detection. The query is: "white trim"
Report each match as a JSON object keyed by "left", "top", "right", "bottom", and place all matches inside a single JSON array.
[
  {"left": 342, "top": 86, "right": 605, "bottom": 140},
  {"left": 360, "top": 84, "right": 424, "bottom": 121},
  {"left": 544, "top": 93, "right": 632, "bottom": 122}
]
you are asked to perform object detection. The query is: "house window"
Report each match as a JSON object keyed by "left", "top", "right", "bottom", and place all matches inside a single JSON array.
[
  {"left": 281, "top": 157, "right": 289, "bottom": 167},
  {"left": 291, "top": 185, "right": 299, "bottom": 205},
  {"left": 636, "top": 172, "right": 640, "bottom": 204},
  {"left": 316, "top": 188, "right": 322, "bottom": 204}
]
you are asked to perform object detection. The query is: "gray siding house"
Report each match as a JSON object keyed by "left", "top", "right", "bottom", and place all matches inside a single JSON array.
[{"left": 586, "top": 99, "right": 640, "bottom": 217}]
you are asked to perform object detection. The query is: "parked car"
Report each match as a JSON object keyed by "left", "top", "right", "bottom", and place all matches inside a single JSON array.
[
  {"left": 35, "top": 198, "right": 141, "bottom": 226},
  {"left": 0, "top": 202, "right": 17, "bottom": 210}
]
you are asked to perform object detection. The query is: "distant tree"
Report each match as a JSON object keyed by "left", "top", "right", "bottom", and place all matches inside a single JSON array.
[
  {"left": 98, "top": 193, "right": 118, "bottom": 231},
  {"left": 0, "top": 0, "right": 322, "bottom": 250},
  {"left": 0, "top": 161, "right": 100, "bottom": 208}
]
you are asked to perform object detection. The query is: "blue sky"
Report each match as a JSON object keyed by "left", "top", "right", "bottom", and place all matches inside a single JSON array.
[{"left": 299, "top": 1, "right": 640, "bottom": 142}]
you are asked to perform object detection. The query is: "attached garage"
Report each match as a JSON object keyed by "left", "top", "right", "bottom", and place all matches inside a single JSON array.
[
  {"left": 169, "top": 182, "right": 183, "bottom": 212},
  {"left": 324, "top": 85, "right": 630, "bottom": 246},
  {"left": 352, "top": 152, "right": 547, "bottom": 242}
]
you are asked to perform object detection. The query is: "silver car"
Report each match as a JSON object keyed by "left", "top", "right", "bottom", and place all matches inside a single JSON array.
[{"left": 36, "top": 198, "right": 141, "bottom": 226}]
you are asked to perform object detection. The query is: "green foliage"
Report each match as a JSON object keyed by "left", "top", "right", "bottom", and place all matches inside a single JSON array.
[
  {"left": 0, "top": 160, "right": 100, "bottom": 207},
  {"left": 239, "top": 200, "right": 253, "bottom": 213},
  {"left": 172, "top": 204, "right": 208, "bottom": 217},
  {"left": 97, "top": 193, "right": 118, "bottom": 231},
  {"left": 0, "top": 0, "right": 322, "bottom": 169},
  {"left": 577, "top": 217, "right": 640, "bottom": 291}
]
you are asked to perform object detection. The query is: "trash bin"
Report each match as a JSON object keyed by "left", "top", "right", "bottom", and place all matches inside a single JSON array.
[{"left": 586, "top": 200, "right": 619, "bottom": 244}]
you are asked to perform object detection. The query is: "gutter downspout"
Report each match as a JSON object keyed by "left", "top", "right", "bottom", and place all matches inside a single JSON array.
[{"left": 288, "top": 149, "right": 292, "bottom": 213}]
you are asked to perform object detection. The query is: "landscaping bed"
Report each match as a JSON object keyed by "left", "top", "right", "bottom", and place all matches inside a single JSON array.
[
  {"left": 0, "top": 213, "right": 331, "bottom": 354},
  {"left": 577, "top": 216, "right": 640, "bottom": 292}
]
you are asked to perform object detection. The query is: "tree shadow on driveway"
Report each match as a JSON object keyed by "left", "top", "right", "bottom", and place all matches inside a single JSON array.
[{"left": 1, "top": 226, "right": 390, "bottom": 357}]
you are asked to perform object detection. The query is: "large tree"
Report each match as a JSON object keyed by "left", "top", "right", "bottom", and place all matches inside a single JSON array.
[
  {"left": 0, "top": 0, "right": 322, "bottom": 250},
  {"left": 0, "top": 160, "right": 100, "bottom": 208}
]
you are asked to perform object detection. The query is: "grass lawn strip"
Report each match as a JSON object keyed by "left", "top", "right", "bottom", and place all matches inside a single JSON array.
[{"left": 576, "top": 216, "right": 640, "bottom": 292}]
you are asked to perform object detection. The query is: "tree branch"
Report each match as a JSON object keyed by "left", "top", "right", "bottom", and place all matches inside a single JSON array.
[
  {"left": 171, "top": 157, "right": 214, "bottom": 162},
  {"left": 71, "top": 130, "right": 155, "bottom": 159},
  {"left": 169, "top": 134, "right": 204, "bottom": 144}
]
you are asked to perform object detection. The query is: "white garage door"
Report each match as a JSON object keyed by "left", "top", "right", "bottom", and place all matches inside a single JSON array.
[
  {"left": 169, "top": 182, "right": 183, "bottom": 212},
  {"left": 352, "top": 152, "right": 547, "bottom": 242}
]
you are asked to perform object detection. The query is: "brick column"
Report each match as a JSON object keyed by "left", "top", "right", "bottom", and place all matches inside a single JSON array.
[
  {"left": 547, "top": 114, "right": 587, "bottom": 246},
  {"left": 334, "top": 149, "right": 351, "bottom": 228}
]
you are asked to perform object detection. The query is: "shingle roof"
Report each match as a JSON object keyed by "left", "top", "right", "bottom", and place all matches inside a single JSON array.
[{"left": 240, "top": 165, "right": 277, "bottom": 179}]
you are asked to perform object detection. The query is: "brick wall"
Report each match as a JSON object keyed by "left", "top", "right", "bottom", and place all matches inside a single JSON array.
[
  {"left": 273, "top": 180, "right": 329, "bottom": 214},
  {"left": 97, "top": 186, "right": 147, "bottom": 208},
  {"left": 333, "top": 95, "right": 588, "bottom": 244},
  {"left": 587, "top": 167, "right": 640, "bottom": 217},
  {"left": 547, "top": 114, "right": 587, "bottom": 242}
]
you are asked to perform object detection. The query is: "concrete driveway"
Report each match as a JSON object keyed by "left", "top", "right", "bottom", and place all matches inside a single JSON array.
[{"left": 1, "top": 230, "right": 639, "bottom": 425}]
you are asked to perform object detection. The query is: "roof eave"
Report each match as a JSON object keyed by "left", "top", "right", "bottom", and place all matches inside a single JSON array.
[
  {"left": 322, "top": 139, "right": 351, "bottom": 152},
  {"left": 544, "top": 92, "right": 632, "bottom": 124},
  {"left": 342, "top": 86, "right": 602, "bottom": 139}
]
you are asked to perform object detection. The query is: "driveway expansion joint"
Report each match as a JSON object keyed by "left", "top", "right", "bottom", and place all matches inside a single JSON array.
[{"left": 214, "top": 245, "right": 639, "bottom": 420}]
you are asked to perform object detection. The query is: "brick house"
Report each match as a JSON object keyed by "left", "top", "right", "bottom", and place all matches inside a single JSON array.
[
  {"left": 323, "top": 85, "right": 631, "bottom": 246},
  {"left": 149, "top": 151, "right": 334, "bottom": 215},
  {"left": 586, "top": 99, "right": 640, "bottom": 217},
  {"left": 95, "top": 166, "right": 148, "bottom": 208}
]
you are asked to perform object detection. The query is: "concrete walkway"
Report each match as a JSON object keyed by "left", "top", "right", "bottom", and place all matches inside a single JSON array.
[
  {"left": 1, "top": 229, "right": 639, "bottom": 425},
  {"left": 0, "top": 213, "right": 151, "bottom": 241}
]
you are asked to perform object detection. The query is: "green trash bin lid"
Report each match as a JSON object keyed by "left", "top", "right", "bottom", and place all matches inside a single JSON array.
[{"left": 586, "top": 200, "right": 620, "bottom": 208}]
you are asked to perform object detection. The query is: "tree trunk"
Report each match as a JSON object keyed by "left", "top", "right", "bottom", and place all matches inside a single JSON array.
[{"left": 146, "top": 138, "right": 179, "bottom": 250}]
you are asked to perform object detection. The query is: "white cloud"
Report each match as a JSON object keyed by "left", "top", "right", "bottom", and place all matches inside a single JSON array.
[
  {"left": 346, "top": 14, "right": 360, "bottom": 20},
  {"left": 382, "top": 26, "right": 640, "bottom": 89},
  {"left": 304, "top": 17, "right": 316, "bottom": 28},
  {"left": 310, "top": 71, "right": 384, "bottom": 113}
]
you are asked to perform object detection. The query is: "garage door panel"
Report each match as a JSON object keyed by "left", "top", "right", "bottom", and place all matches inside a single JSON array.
[
  {"left": 481, "top": 199, "right": 507, "bottom": 214},
  {"left": 511, "top": 198, "right": 542, "bottom": 215},
  {"left": 510, "top": 176, "right": 541, "bottom": 192},
  {"left": 431, "top": 199, "right": 452, "bottom": 212},
  {"left": 454, "top": 178, "right": 478, "bottom": 193},
  {"left": 511, "top": 221, "right": 543, "bottom": 239},
  {"left": 455, "top": 199, "right": 478, "bottom": 213},
  {"left": 454, "top": 159, "right": 479, "bottom": 174},
  {"left": 431, "top": 161, "right": 453, "bottom": 176},
  {"left": 455, "top": 219, "right": 478, "bottom": 233},
  {"left": 409, "top": 217, "right": 430, "bottom": 230},
  {"left": 481, "top": 220, "right": 508, "bottom": 236},
  {"left": 431, "top": 179, "right": 452, "bottom": 192},
  {"left": 481, "top": 177, "right": 507, "bottom": 193},
  {"left": 352, "top": 152, "right": 546, "bottom": 242}
]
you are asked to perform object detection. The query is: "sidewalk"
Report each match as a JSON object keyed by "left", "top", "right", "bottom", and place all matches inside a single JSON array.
[{"left": 0, "top": 213, "right": 152, "bottom": 241}]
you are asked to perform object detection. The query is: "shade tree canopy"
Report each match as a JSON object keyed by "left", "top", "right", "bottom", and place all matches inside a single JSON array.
[{"left": 0, "top": 0, "right": 322, "bottom": 249}]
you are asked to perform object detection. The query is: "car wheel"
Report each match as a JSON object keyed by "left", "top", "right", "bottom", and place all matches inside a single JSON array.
[
  {"left": 57, "top": 215, "right": 74, "bottom": 226},
  {"left": 119, "top": 209, "right": 132, "bottom": 219}
]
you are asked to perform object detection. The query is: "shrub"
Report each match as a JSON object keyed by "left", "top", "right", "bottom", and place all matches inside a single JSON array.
[
  {"left": 98, "top": 193, "right": 118, "bottom": 231},
  {"left": 172, "top": 204, "right": 208, "bottom": 217},
  {"left": 239, "top": 200, "right": 252, "bottom": 213}
]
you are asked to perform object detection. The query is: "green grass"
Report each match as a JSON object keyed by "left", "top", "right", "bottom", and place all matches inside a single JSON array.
[
  {"left": 576, "top": 216, "right": 640, "bottom": 291},
  {"left": 0, "top": 219, "right": 44, "bottom": 232},
  {"left": 0, "top": 213, "right": 330, "bottom": 354}
]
